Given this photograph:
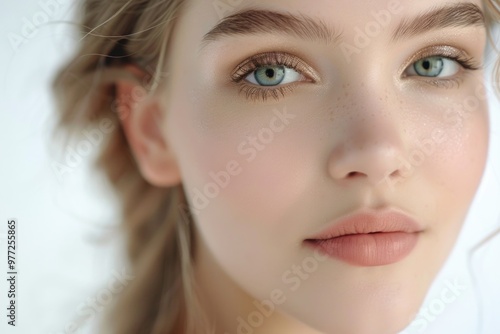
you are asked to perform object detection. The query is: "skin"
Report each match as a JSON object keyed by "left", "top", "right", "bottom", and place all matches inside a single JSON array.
[{"left": 117, "top": 0, "right": 489, "bottom": 333}]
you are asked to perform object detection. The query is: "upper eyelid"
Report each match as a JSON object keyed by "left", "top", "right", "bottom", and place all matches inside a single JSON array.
[
  {"left": 398, "top": 45, "right": 480, "bottom": 74},
  {"left": 401, "top": 56, "right": 481, "bottom": 82}
]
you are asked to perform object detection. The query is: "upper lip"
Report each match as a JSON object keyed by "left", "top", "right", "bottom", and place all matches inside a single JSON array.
[{"left": 305, "top": 207, "right": 423, "bottom": 240}]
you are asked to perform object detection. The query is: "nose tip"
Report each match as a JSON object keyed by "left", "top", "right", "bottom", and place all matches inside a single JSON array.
[{"left": 328, "top": 142, "right": 404, "bottom": 187}]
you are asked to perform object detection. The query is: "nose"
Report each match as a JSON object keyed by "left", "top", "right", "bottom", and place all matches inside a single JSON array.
[{"left": 328, "top": 102, "right": 407, "bottom": 188}]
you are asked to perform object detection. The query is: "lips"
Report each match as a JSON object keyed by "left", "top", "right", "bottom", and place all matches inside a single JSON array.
[{"left": 303, "top": 208, "right": 423, "bottom": 266}]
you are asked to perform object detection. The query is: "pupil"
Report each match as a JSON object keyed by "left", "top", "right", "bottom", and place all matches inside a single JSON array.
[
  {"left": 265, "top": 68, "right": 275, "bottom": 78},
  {"left": 422, "top": 60, "right": 431, "bottom": 70}
]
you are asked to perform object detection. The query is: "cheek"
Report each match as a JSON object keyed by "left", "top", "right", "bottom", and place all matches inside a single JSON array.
[
  {"left": 172, "top": 102, "right": 310, "bottom": 244},
  {"left": 413, "top": 92, "right": 489, "bottom": 261},
  {"left": 426, "top": 97, "right": 489, "bottom": 199}
]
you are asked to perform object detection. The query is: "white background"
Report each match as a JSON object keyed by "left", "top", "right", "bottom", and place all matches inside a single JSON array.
[{"left": 0, "top": 1, "right": 499, "bottom": 333}]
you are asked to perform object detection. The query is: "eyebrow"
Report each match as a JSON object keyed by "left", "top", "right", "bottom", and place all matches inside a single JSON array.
[
  {"left": 201, "top": 3, "right": 485, "bottom": 47},
  {"left": 391, "top": 3, "right": 485, "bottom": 41},
  {"left": 201, "top": 9, "right": 341, "bottom": 47}
]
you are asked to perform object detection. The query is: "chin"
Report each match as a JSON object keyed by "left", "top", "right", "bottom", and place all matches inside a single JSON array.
[
  {"left": 303, "top": 309, "right": 419, "bottom": 334},
  {"left": 278, "top": 279, "right": 427, "bottom": 334}
]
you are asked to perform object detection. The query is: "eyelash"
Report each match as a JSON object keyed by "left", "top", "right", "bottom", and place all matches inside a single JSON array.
[
  {"left": 231, "top": 52, "right": 312, "bottom": 102},
  {"left": 403, "top": 53, "right": 481, "bottom": 89},
  {"left": 230, "top": 51, "right": 482, "bottom": 102}
]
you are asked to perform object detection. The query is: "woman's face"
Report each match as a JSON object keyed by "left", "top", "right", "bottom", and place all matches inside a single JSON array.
[{"left": 157, "top": 0, "right": 489, "bottom": 332}]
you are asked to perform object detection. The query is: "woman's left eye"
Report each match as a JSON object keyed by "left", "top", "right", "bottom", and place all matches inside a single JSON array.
[
  {"left": 406, "top": 56, "right": 461, "bottom": 78},
  {"left": 245, "top": 65, "right": 305, "bottom": 86}
]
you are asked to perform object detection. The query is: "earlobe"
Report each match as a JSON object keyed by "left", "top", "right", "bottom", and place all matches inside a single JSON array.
[{"left": 115, "top": 64, "right": 182, "bottom": 187}]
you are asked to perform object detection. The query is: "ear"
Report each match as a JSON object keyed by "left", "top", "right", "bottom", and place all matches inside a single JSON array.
[{"left": 115, "top": 64, "right": 181, "bottom": 187}]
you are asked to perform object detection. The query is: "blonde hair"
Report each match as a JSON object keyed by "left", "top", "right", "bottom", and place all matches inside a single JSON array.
[{"left": 52, "top": 1, "right": 500, "bottom": 333}]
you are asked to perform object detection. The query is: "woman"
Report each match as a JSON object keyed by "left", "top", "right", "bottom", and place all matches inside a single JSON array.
[{"left": 52, "top": 0, "right": 500, "bottom": 333}]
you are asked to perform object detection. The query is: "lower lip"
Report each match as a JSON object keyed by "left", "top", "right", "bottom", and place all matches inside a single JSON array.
[{"left": 305, "top": 232, "right": 419, "bottom": 266}]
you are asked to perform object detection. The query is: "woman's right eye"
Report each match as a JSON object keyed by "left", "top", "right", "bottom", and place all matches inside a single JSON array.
[{"left": 244, "top": 65, "right": 306, "bottom": 87}]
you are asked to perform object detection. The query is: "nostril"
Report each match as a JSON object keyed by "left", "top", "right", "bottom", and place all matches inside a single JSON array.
[
  {"left": 388, "top": 170, "right": 401, "bottom": 178},
  {"left": 347, "top": 171, "right": 361, "bottom": 178}
]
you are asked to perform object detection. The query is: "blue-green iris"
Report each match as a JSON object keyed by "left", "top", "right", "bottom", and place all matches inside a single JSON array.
[
  {"left": 414, "top": 57, "right": 444, "bottom": 77},
  {"left": 254, "top": 66, "right": 286, "bottom": 86}
]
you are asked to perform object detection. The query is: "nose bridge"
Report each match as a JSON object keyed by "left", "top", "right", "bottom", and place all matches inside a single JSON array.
[
  {"left": 352, "top": 82, "right": 402, "bottom": 137},
  {"left": 328, "top": 82, "right": 408, "bottom": 187}
]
